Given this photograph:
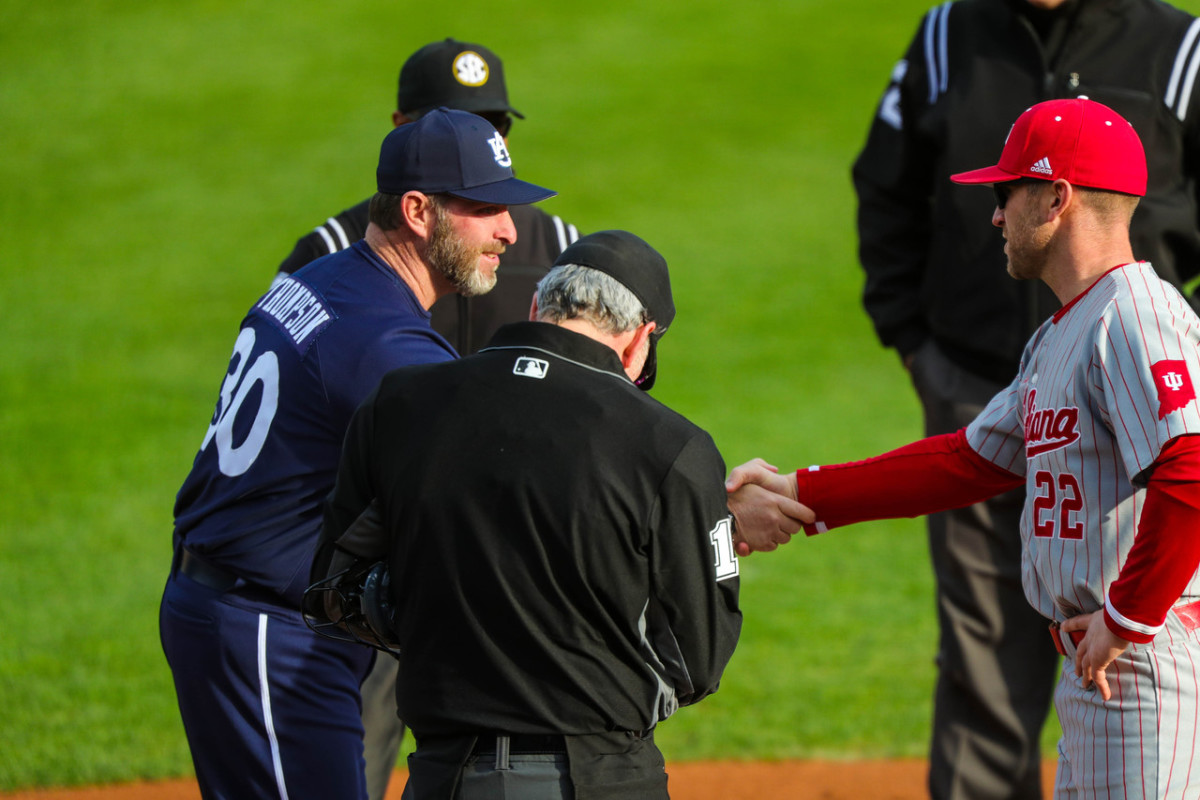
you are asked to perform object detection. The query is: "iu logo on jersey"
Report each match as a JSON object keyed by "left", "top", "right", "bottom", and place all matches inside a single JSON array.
[
  {"left": 1024, "top": 389, "right": 1080, "bottom": 457},
  {"left": 1151, "top": 359, "right": 1197, "bottom": 419}
]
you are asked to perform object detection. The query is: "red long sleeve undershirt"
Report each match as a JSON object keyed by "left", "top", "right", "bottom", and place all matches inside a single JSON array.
[
  {"left": 797, "top": 430, "right": 1200, "bottom": 642},
  {"left": 1105, "top": 435, "right": 1200, "bottom": 642},
  {"left": 795, "top": 429, "right": 1022, "bottom": 533}
]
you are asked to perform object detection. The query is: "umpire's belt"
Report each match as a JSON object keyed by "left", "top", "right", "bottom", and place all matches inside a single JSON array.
[
  {"left": 472, "top": 733, "right": 566, "bottom": 755},
  {"left": 179, "top": 548, "right": 238, "bottom": 593}
]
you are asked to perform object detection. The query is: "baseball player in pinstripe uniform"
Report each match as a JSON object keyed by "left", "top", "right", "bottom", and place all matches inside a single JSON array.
[
  {"left": 726, "top": 98, "right": 1200, "bottom": 798},
  {"left": 854, "top": 4, "right": 1200, "bottom": 796}
]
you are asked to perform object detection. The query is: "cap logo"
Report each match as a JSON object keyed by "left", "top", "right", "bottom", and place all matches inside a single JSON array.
[
  {"left": 1030, "top": 157, "right": 1053, "bottom": 175},
  {"left": 488, "top": 132, "right": 512, "bottom": 168},
  {"left": 452, "top": 51, "right": 489, "bottom": 86}
]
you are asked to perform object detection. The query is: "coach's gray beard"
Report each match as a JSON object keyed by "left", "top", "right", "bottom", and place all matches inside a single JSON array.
[{"left": 428, "top": 206, "right": 499, "bottom": 297}]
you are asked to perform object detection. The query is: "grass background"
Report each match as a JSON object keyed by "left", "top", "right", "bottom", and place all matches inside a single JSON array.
[{"left": 6, "top": 0, "right": 1199, "bottom": 790}]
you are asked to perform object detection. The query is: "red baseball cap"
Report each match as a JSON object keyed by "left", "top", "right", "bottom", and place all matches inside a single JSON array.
[{"left": 950, "top": 97, "right": 1146, "bottom": 196}]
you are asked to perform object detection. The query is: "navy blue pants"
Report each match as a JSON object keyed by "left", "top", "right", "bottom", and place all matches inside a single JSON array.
[{"left": 160, "top": 567, "right": 374, "bottom": 800}]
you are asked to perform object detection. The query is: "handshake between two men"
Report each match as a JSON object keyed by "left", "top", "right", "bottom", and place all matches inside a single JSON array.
[{"left": 725, "top": 458, "right": 812, "bottom": 557}]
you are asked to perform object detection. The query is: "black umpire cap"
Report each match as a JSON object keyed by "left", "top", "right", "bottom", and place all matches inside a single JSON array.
[
  {"left": 553, "top": 230, "right": 675, "bottom": 391},
  {"left": 398, "top": 38, "right": 524, "bottom": 121}
]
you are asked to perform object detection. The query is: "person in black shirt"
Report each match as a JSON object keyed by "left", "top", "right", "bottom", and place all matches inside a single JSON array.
[{"left": 309, "top": 231, "right": 743, "bottom": 800}]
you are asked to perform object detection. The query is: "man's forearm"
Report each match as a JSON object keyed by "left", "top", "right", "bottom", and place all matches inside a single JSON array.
[{"left": 799, "top": 429, "right": 1023, "bottom": 534}]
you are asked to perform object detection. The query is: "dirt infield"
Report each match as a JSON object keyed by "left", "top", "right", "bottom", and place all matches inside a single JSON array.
[{"left": 1, "top": 759, "right": 1058, "bottom": 800}]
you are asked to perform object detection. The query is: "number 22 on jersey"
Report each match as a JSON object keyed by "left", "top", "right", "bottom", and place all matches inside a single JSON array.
[{"left": 1031, "top": 470, "right": 1083, "bottom": 540}]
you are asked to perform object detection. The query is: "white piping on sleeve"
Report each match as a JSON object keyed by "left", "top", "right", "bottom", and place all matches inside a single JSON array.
[
  {"left": 326, "top": 217, "right": 351, "bottom": 250},
  {"left": 315, "top": 226, "right": 337, "bottom": 255},
  {"left": 1166, "top": 18, "right": 1200, "bottom": 120},
  {"left": 1105, "top": 596, "right": 1164, "bottom": 639},
  {"left": 1178, "top": 35, "right": 1200, "bottom": 121},
  {"left": 552, "top": 215, "right": 569, "bottom": 253},
  {"left": 924, "top": 2, "right": 952, "bottom": 104}
]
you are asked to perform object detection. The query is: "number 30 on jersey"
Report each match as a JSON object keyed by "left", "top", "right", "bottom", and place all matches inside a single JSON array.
[{"left": 200, "top": 328, "right": 279, "bottom": 477}]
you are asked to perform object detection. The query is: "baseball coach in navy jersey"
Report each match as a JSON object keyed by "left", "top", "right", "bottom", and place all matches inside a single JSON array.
[
  {"left": 275, "top": 38, "right": 581, "bottom": 358},
  {"left": 309, "top": 231, "right": 743, "bottom": 799},
  {"left": 275, "top": 38, "right": 581, "bottom": 800},
  {"left": 161, "top": 108, "right": 555, "bottom": 800}
]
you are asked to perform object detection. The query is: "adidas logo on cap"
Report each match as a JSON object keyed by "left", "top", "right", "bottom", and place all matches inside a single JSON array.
[{"left": 950, "top": 98, "right": 1147, "bottom": 196}]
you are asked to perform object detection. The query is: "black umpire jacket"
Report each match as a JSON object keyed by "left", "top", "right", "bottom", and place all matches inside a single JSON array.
[
  {"left": 854, "top": 0, "right": 1200, "bottom": 384},
  {"left": 276, "top": 201, "right": 579, "bottom": 355},
  {"left": 313, "top": 321, "right": 741, "bottom": 738}
]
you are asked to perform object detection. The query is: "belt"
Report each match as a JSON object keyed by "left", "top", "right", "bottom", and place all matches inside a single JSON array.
[
  {"left": 179, "top": 548, "right": 238, "bottom": 592},
  {"left": 1050, "top": 599, "right": 1200, "bottom": 655},
  {"left": 471, "top": 733, "right": 566, "bottom": 755},
  {"left": 1049, "top": 622, "right": 1085, "bottom": 657},
  {"left": 1175, "top": 599, "right": 1200, "bottom": 630}
]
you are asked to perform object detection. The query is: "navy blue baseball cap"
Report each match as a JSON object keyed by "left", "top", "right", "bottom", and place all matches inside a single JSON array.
[{"left": 376, "top": 107, "right": 555, "bottom": 205}]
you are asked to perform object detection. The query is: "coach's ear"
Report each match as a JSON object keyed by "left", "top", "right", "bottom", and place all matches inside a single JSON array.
[
  {"left": 401, "top": 191, "right": 437, "bottom": 239},
  {"left": 529, "top": 294, "right": 539, "bottom": 322}
]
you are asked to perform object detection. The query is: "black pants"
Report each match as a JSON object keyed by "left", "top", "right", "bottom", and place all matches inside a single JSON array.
[
  {"left": 401, "top": 730, "right": 668, "bottom": 800},
  {"left": 909, "top": 341, "right": 1061, "bottom": 800}
]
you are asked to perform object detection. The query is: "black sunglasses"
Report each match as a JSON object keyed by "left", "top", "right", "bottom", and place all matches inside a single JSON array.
[
  {"left": 478, "top": 112, "right": 513, "bottom": 137},
  {"left": 992, "top": 178, "right": 1044, "bottom": 209}
]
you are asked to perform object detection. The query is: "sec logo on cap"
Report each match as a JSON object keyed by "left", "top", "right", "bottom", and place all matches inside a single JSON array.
[{"left": 453, "top": 51, "right": 489, "bottom": 86}]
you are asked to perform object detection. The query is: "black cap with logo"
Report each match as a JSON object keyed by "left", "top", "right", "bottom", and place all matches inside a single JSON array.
[
  {"left": 552, "top": 231, "right": 675, "bottom": 390},
  {"left": 398, "top": 38, "right": 524, "bottom": 120}
]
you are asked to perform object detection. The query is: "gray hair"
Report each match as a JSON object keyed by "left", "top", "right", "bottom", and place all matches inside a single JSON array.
[{"left": 535, "top": 263, "right": 647, "bottom": 335}]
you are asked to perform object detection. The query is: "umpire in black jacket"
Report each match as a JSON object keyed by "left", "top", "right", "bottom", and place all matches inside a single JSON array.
[{"left": 311, "top": 230, "right": 742, "bottom": 799}]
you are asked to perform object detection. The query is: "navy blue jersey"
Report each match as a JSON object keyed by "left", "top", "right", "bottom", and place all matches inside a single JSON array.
[{"left": 174, "top": 240, "right": 456, "bottom": 606}]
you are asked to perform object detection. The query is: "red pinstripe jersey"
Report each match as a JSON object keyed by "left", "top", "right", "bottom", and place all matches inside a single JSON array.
[{"left": 968, "top": 262, "right": 1200, "bottom": 628}]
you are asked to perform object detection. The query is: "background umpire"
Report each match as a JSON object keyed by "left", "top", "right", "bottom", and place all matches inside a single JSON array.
[{"left": 310, "top": 230, "right": 742, "bottom": 799}]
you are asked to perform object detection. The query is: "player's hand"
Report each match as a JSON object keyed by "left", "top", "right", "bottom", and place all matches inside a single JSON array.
[
  {"left": 725, "top": 459, "right": 813, "bottom": 556},
  {"left": 1061, "top": 611, "right": 1131, "bottom": 701}
]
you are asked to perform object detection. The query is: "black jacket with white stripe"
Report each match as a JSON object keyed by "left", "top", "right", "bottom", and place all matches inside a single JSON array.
[
  {"left": 315, "top": 321, "right": 741, "bottom": 738},
  {"left": 854, "top": 0, "right": 1200, "bottom": 383},
  {"left": 276, "top": 200, "right": 579, "bottom": 355}
]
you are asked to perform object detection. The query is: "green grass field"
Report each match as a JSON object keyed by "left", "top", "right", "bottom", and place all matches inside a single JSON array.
[{"left": 5, "top": 0, "right": 1199, "bottom": 790}]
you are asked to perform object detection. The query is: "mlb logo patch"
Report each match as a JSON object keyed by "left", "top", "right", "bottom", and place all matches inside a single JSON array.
[
  {"left": 514, "top": 357, "right": 548, "bottom": 379},
  {"left": 1151, "top": 359, "right": 1196, "bottom": 419}
]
